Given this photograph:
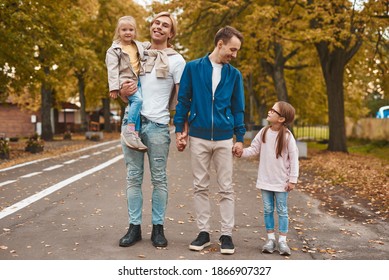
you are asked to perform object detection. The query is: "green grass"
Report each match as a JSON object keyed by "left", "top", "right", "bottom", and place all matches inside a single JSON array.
[
  {"left": 347, "top": 139, "right": 389, "bottom": 162},
  {"left": 307, "top": 139, "right": 389, "bottom": 162}
]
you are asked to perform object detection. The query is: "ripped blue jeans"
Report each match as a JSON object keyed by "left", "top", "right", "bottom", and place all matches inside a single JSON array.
[
  {"left": 261, "top": 190, "right": 289, "bottom": 234},
  {"left": 121, "top": 115, "right": 171, "bottom": 225}
]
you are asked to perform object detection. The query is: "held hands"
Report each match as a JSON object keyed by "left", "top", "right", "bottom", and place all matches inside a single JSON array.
[
  {"left": 176, "top": 121, "right": 189, "bottom": 152},
  {"left": 176, "top": 132, "right": 187, "bottom": 151},
  {"left": 232, "top": 142, "right": 243, "bottom": 158},
  {"left": 285, "top": 182, "right": 295, "bottom": 192}
]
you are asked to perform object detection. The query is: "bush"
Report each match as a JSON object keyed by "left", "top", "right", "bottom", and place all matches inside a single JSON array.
[
  {"left": 0, "top": 138, "right": 10, "bottom": 159},
  {"left": 25, "top": 133, "right": 44, "bottom": 153},
  {"left": 90, "top": 134, "right": 101, "bottom": 142},
  {"left": 63, "top": 131, "right": 72, "bottom": 140}
]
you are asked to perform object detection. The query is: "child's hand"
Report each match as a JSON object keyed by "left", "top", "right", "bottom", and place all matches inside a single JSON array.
[
  {"left": 110, "top": 90, "right": 119, "bottom": 99},
  {"left": 233, "top": 149, "right": 243, "bottom": 157},
  {"left": 285, "top": 182, "right": 295, "bottom": 192},
  {"left": 232, "top": 142, "right": 243, "bottom": 157}
]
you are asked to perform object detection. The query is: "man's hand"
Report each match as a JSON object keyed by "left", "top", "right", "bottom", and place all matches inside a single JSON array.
[
  {"left": 232, "top": 142, "right": 243, "bottom": 157},
  {"left": 175, "top": 121, "right": 189, "bottom": 152},
  {"left": 176, "top": 132, "right": 187, "bottom": 151},
  {"left": 119, "top": 80, "right": 138, "bottom": 102}
]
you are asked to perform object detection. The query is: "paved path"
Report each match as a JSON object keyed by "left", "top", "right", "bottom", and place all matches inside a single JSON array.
[{"left": 0, "top": 135, "right": 388, "bottom": 262}]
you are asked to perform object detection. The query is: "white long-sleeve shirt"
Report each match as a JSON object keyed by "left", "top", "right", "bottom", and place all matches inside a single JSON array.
[{"left": 242, "top": 127, "right": 299, "bottom": 192}]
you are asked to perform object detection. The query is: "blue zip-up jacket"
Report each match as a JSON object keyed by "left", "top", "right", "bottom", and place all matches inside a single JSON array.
[{"left": 174, "top": 54, "right": 246, "bottom": 142}]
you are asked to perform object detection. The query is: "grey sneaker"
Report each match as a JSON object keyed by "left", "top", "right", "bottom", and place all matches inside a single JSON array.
[
  {"left": 136, "top": 137, "right": 147, "bottom": 150},
  {"left": 189, "top": 232, "right": 211, "bottom": 251},
  {"left": 262, "top": 239, "right": 276, "bottom": 254},
  {"left": 121, "top": 130, "right": 138, "bottom": 148},
  {"left": 278, "top": 241, "right": 291, "bottom": 256}
]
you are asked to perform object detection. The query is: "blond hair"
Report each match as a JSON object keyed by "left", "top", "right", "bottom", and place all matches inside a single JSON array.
[
  {"left": 113, "top": 16, "right": 137, "bottom": 41},
  {"left": 151, "top": 11, "right": 177, "bottom": 46}
]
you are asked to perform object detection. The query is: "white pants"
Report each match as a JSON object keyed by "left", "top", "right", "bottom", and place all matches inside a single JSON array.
[{"left": 189, "top": 136, "right": 235, "bottom": 236}]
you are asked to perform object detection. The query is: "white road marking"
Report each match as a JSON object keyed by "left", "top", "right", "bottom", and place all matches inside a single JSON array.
[
  {"left": 64, "top": 159, "right": 77, "bottom": 164},
  {"left": 0, "top": 143, "right": 121, "bottom": 187},
  {"left": 43, "top": 164, "right": 63, "bottom": 171},
  {"left": 0, "top": 154, "right": 123, "bottom": 220},
  {"left": 0, "top": 140, "right": 119, "bottom": 172},
  {"left": 0, "top": 180, "right": 17, "bottom": 187},
  {"left": 19, "top": 172, "right": 42, "bottom": 178}
]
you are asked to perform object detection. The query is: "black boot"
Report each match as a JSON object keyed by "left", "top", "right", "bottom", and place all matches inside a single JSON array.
[
  {"left": 151, "top": 224, "right": 168, "bottom": 247},
  {"left": 119, "top": 224, "right": 142, "bottom": 247}
]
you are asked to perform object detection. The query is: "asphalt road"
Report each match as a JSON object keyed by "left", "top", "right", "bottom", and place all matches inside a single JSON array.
[{"left": 0, "top": 135, "right": 388, "bottom": 261}]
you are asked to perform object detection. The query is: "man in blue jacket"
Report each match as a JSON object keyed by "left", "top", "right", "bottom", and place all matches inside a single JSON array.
[{"left": 174, "top": 26, "right": 245, "bottom": 255}]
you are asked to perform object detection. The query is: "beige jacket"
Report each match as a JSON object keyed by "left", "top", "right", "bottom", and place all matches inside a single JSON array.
[{"left": 105, "top": 40, "right": 151, "bottom": 92}]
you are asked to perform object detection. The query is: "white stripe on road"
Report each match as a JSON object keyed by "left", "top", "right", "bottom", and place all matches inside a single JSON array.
[
  {"left": 0, "top": 154, "right": 124, "bottom": 220},
  {"left": 0, "top": 180, "right": 17, "bottom": 187},
  {"left": 19, "top": 172, "right": 42, "bottom": 178},
  {"left": 43, "top": 164, "right": 63, "bottom": 171},
  {"left": 64, "top": 159, "right": 77, "bottom": 164},
  {"left": 0, "top": 140, "right": 119, "bottom": 173}
]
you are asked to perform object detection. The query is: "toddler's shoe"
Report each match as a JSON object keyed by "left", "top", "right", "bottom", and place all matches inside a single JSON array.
[
  {"left": 121, "top": 130, "right": 147, "bottom": 151},
  {"left": 136, "top": 137, "right": 147, "bottom": 151},
  {"left": 262, "top": 239, "right": 276, "bottom": 254}
]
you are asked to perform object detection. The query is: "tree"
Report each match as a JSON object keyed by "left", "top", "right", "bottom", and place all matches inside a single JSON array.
[
  {"left": 307, "top": 0, "right": 388, "bottom": 152},
  {"left": 0, "top": 0, "right": 86, "bottom": 140},
  {"left": 153, "top": 0, "right": 321, "bottom": 122}
]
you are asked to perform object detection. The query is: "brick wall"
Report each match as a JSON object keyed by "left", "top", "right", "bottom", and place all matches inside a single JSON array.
[{"left": 0, "top": 104, "right": 37, "bottom": 138}]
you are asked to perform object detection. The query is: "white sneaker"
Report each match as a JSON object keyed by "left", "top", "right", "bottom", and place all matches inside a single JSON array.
[
  {"left": 278, "top": 241, "right": 291, "bottom": 256},
  {"left": 262, "top": 239, "right": 276, "bottom": 253}
]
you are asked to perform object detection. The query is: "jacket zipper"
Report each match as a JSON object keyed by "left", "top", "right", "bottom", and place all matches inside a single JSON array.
[{"left": 211, "top": 91, "right": 214, "bottom": 140}]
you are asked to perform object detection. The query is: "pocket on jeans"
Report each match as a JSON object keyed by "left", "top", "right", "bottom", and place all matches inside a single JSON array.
[{"left": 154, "top": 122, "right": 168, "bottom": 128}]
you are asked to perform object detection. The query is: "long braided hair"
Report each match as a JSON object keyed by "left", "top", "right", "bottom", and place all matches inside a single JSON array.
[{"left": 261, "top": 101, "right": 296, "bottom": 158}]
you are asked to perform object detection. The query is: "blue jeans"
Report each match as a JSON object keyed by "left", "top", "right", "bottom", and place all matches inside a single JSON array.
[
  {"left": 121, "top": 115, "right": 171, "bottom": 225},
  {"left": 261, "top": 190, "right": 289, "bottom": 234},
  {"left": 126, "top": 87, "right": 142, "bottom": 132}
]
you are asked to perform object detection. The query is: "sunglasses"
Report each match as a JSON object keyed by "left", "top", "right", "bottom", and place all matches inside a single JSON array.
[{"left": 269, "top": 108, "right": 282, "bottom": 117}]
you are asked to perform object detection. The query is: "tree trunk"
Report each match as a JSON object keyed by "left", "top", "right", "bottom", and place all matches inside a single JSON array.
[
  {"left": 316, "top": 42, "right": 348, "bottom": 152},
  {"left": 261, "top": 42, "right": 290, "bottom": 103},
  {"left": 245, "top": 73, "right": 259, "bottom": 124},
  {"left": 40, "top": 81, "right": 53, "bottom": 141},
  {"left": 77, "top": 74, "right": 88, "bottom": 132},
  {"left": 102, "top": 98, "right": 111, "bottom": 132},
  {"left": 273, "top": 65, "right": 289, "bottom": 102},
  {"left": 273, "top": 42, "right": 288, "bottom": 102}
]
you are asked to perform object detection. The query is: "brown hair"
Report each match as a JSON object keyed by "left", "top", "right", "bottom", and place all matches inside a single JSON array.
[
  {"left": 113, "top": 16, "right": 137, "bottom": 41},
  {"left": 261, "top": 101, "right": 296, "bottom": 158},
  {"left": 151, "top": 11, "right": 177, "bottom": 47},
  {"left": 214, "top": 26, "right": 244, "bottom": 46}
]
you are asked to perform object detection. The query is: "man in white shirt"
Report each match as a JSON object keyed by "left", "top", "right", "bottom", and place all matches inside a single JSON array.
[{"left": 118, "top": 12, "right": 185, "bottom": 248}]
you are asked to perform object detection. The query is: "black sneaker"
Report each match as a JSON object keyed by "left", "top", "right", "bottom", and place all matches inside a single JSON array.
[
  {"left": 219, "top": 235, "right": 235, "bottom": 254},
  {"left": 189, "top": 231, "right": 211, "bottom": 251}
]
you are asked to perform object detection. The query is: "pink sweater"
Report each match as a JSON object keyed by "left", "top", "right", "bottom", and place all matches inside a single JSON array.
[{"left": 242, "top": 127, "right": 299, "bottom": 192}]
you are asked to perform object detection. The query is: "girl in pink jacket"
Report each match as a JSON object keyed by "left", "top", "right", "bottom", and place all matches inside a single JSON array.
[{"left": 236, "top": 101, "right": 299, "bottom": 256}]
